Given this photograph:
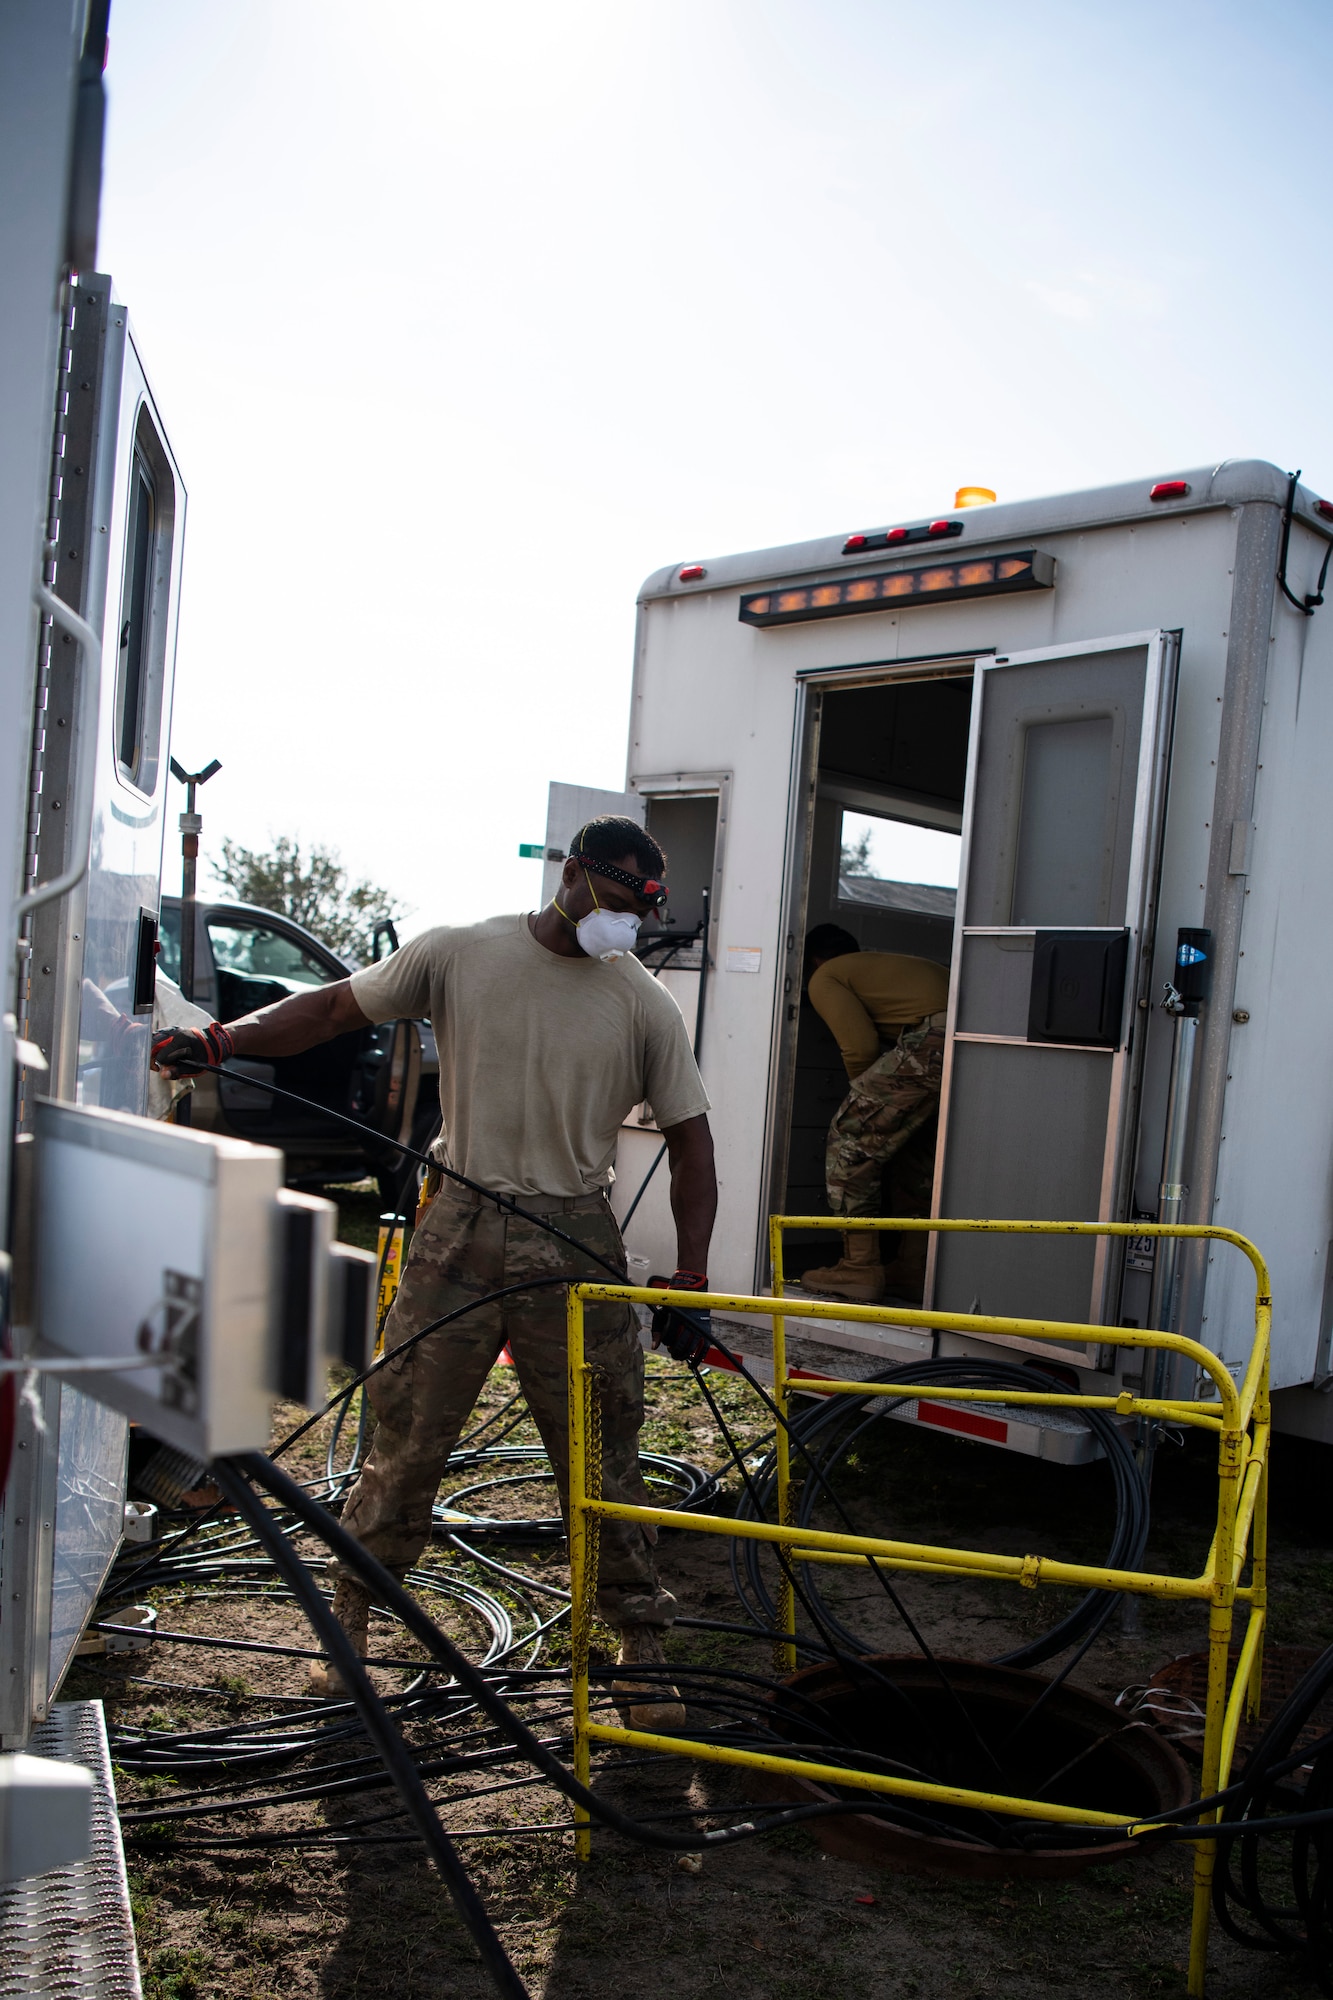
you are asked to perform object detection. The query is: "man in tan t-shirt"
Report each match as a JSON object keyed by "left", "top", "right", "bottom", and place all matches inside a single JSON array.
[
  {"left": 800, "top": 924, "right": 948, "bottom": 1304},
  {"left": 152, "top": 817, "right": 715, "bottom": 1724}
]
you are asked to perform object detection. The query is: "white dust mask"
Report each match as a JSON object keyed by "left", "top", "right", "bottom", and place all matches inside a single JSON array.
[{"left": 575, "top": 908, "right": 641, "bottom": 961}]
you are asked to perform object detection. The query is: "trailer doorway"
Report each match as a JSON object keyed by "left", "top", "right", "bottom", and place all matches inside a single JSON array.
[{"left": 778, "top": 670, "right": 974, "bottom": 1289}]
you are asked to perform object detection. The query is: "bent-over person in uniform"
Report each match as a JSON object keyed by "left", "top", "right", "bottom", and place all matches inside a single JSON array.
[
  {"left": 799, "top": 923, "right": 948, "bottom": 1305},
  {"left": 152, "top": 816, "right": 716, "bottom": 1727}
]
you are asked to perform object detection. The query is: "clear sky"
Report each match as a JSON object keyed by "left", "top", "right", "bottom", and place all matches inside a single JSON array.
[{"left": 99, "top": 0, "right": 1333, "bottom": 936}]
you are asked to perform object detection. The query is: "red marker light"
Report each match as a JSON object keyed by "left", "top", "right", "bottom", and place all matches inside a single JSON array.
[
  {"left": 843, "top": 533, "right": 868, "bottom": 551},
  {"left": 678, "top": 564, "right": 705, "bottom": 582},
  {"left": 927, "top": 519, "right": 955, "bottom": 536},
  {"left": 886, "top": 526, "right": 908, "bottom": 543},
  {"left": 1315, "top": 499, "right": 1333, "bottom": 522},
  {"left": 1150, "top": 480, "right": 1190, "bottom": 501}
]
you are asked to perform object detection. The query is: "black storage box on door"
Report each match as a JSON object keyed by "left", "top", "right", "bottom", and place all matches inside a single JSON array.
[{"left": 1027, "top": 930, "right": 1130, "bottom": 1047}]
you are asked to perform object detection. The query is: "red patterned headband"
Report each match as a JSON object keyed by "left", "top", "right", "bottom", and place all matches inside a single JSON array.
[{"left": 570, "top": 847, "right": 669, "bottom": 910}]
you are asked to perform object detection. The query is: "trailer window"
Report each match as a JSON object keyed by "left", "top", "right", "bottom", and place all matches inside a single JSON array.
[
  {"left": 839, "top": 810, "right": 961, "bottom": 891},
  {"left": 113, "top": 406, "right": 175, "bottom": 796}
]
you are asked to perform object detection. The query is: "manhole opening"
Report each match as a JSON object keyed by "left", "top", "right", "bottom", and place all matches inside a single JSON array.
[{"left": 762, "top": 1655, "right": 1193, "bottom": 1878}]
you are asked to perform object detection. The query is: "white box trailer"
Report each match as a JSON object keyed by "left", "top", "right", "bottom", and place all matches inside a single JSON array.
[{"left": 549, "top": 460, "right": 1333, "bottom": 1455}]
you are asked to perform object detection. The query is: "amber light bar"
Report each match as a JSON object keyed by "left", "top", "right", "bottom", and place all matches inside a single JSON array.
[{"left": 738, "top": 548, "right": 1055, "bottom": 628}]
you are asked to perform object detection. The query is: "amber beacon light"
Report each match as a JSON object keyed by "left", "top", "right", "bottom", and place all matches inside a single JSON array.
[
  {"left": 739, "top": 549, "right": 1054, "bottom": 627},
  {"left": 955, "top": 486, "right": 997, "bottom": 508}
]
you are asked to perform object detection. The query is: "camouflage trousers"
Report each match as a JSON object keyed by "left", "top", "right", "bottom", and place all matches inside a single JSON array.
[
  {"left": 825, "top": 1015, "right": 947, "bottom": 1218},
  {"left": 338, "top": 1181, "right": 676, "bottom": 1629}
]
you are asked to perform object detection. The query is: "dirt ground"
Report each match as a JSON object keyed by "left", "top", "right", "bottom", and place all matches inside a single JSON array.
[{"left": 67, "top": 1187, "right": 1333, "bottom": 2000}]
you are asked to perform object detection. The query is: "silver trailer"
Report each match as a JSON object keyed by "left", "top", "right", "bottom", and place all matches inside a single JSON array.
[
  {"left": 0, "top": 0, "right": 371, "bottom": 1773},
  {"left": 549, "top": 462, "right": 1333, "bottom": 1456}
]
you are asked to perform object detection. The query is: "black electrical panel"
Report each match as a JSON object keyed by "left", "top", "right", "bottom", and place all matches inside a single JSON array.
[
  {"left": 1174, "top": 927, "right": 1212, "bottom": 1014},
  {"left": 1027, "top": 929, "right": 1130, "bottom": 1047},
  {"left": 131, "top": 906, "right": 159, "bottom": 1013}
]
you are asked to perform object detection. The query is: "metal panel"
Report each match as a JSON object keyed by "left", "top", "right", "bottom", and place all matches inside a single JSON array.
[
  {"left": 962, "top": 645, "right": 1149, "bottom": 929},
  {"left": 4, "top": 290, "right": 187, "bottom": 1746},
  {"left": 74, "top": 317, "right": 185, "bottom": 1118},
  {"left": 956, "top": 932, "right": 1034, "bottom": 1036},
  {"left": 33, "top": 1101, "right": 284, "bottom": 1460},
  {"left": 21, "top": 277, "right": 113, "bottom": 1106},
  {"left": 541, "top": 781, "right": 643, "bottom": 907},
  {"left": 46, "top": 1392, "right": 128, "bottom": 1701},
  {"left": 0, "top": 1701, "right": 142, "bottom": 1998},
  {"left": 933, "top": 1041, "right": 1113, "bottom": 1321},
  {"left": 759, "top": 679, "right": 822, "bottom": 1283},
  {"left": 931, "top": 632, "right": 1178, "bottom": 1331},
  {"left": 0, "top": 1376, "right": 60, "bottom": 1748}
]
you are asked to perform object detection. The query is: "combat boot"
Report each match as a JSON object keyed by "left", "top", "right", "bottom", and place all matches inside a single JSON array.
[
  {"left": 612, "top": 1624, "right": 687, "bottom": 1731},
  {"left": 307, "top": 1578, "right": 371, "bottom": 1698},
  {"left": 798, "top": 1229, "right": 885, "bottom": 1303},
  {"left": 878, "top": 1227, "right": 929, "bottom": 1300}
]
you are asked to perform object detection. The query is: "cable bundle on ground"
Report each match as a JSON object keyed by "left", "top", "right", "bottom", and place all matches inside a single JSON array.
[
  {"left": 1211, "top": 1646, "right": 1333, "bottom": 1993},
  {"left": 728, "top": 1356, "right": 1150, "bottom": 1669}
]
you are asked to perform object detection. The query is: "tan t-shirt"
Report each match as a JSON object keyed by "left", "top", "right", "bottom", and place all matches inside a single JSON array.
[
  {"left": 349, "top": 914, "right": 710, "bottom": 1197},
  {"left": 808, "top": 951, "right": 949, "bottom": 1080}
]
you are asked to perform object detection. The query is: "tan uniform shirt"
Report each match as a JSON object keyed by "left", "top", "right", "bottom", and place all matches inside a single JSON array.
[
  {"left": 808, "top": 951, "right": 949, "bottom": 1080},
  {"left": 349, "top": 913, "right": 709, "bottom": 1197}
]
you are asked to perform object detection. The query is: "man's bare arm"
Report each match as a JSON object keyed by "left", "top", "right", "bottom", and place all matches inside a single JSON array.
[
  {"left": 153, "top": 979, "right": 370, "bottom": 1075},
  {"left": 661, "top": 1114, "right": 717, "bottom": 1275}
]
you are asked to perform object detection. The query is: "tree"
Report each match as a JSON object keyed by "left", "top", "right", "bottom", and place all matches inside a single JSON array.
[
  {"left": 212, "top": 836, "right": 409, "bottom": 964},
  {"left": 839, "top": 826, "right": 875, "bottom": 876}
]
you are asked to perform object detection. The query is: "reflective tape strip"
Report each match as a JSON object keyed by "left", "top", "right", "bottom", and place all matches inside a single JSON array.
[{"left": 916, "top": 1399, "right": 1008, "bottom": 1445}]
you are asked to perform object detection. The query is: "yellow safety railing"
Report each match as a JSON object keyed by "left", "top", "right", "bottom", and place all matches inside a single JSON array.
[{"left": 566, "top": 1217, "right": 1272, "bottom": 1999}]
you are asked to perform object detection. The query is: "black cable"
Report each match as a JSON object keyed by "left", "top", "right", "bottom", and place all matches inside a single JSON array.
[
  {"left": 197, "top": 1046, "right": 1022, "bottom": 1653},
  {"left": 206, "top": 1061, "right": 634, "bottom": 1284},
  {"left": 730, "top": 1357, "right": 1148, "bottom": 1673},
  {"left": 682, "top": 1354, "right": 970, "bottom": 1787},
  {"left": 1277, "top": 469, "right": 1333, "bottom": 617},
  {"left": 211, "top": 1460, "right": 529, "bottom": 2000},
  {"left": 230, "top": 1447, "right": 997, "bottom": 1855},
  {"left": 121, "top": 1459, "right": 1333, "bottom": 1911}
]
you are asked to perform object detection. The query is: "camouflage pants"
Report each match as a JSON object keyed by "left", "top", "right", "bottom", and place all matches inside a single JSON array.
[
  {"left": 338, "top": 1181, "right": 676, "bottom": 1628},
  {"left": 825, "top": 1016, "right": 947, "bottom": 1218}
]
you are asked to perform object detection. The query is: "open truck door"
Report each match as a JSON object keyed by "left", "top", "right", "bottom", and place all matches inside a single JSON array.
[{"left": 928, "top": 630, "right": 1179, "bottom": 1344}]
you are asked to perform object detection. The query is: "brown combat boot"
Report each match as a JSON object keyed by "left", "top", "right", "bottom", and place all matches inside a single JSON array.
[
  {"left": 307, "top": 1579, "right": 371, "bottom": 1698},
  {"left": 878, "top": 1228, "right": 929, "bottom": 1300},
  {"left": 612, "top": 1624, "right": 687, "bottom": 1732},
  {"left": 798, "top": 1229, "right": 885, "bottom": 1303}
]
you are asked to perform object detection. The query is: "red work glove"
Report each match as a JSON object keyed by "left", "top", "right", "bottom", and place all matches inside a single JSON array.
[
  {"left": 647, "top": 1269, "right": 712, "bottom": 1364},
  {"left": 150, "top": 1022, "right": 235, "bottom": 1076}
]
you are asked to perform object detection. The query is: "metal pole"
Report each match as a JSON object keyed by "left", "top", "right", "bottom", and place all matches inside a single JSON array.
[
  {"left": 1147, "top": 999, "right": 1198, "bottom": 1391},
  {"left": 692, "top": 883, "right": 710, "bottom": 1061},
  {"left": 1147, "top": 927, "right": 1213, "bottom": 1403},
  {"left": 566, "top": 1285, "right": 592, "bottom": 1862},
  {"left": 1123, "top": 941, "right": 1209, "bottom": 1638},
  {"left": 169, "top": 756, "right": 220, "bottom": 1005},
  {"left": 769, "top": 1214, "right": 796, "bottom": 1673}
]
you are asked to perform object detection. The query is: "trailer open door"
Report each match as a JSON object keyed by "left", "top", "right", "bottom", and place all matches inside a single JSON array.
[{"left": 929, "top": 630, "right": 1178, "bottom": 1338}]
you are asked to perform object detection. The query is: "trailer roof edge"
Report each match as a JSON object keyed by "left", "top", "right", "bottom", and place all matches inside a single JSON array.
[{"left": 639, "top": 458, "right": 1327, "bottom": 603}]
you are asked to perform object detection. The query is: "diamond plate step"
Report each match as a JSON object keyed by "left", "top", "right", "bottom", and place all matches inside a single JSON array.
[{"left": 0, "top": 1700, "right": 141, "bottom": 1998}]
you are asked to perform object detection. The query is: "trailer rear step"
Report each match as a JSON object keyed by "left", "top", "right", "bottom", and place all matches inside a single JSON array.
[{"left": 0, "top": 1701, "right": 141, "bottom": 2000}]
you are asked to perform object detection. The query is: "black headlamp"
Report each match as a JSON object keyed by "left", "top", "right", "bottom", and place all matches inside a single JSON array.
[{"left": 570, "top": 850, "right": 669, "bottom": 912}]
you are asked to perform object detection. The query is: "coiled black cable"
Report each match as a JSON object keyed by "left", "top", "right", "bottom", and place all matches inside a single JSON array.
[
  {"left": 1211, "top": 1643, "right": 1333, "bottom": 1991},
  {"left": 729, "top": 1356, "right": 1149, "bottom": 1671}
]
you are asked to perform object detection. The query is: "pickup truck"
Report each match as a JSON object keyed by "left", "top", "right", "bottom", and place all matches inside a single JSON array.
[{"left": 158, "top": 896, "right": 440, "bottom": 1206}]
